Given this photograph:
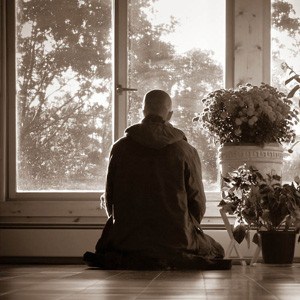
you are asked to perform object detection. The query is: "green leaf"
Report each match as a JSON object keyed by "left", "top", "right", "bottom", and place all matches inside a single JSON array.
[
  {"left": 233, "top": 224, "right": 246, "bottom": 244},
  {"left": 218, "top": 199, "right": 227, "bottom": 207},
  {"left": 287, "top": 85, "right": 300, "bottom": 98},
  {"left": 285, "top": 75, "right": 299, "bottom": 85},
  {"left": 222, "top": 177, "right": 231, "bottom": 183},
  {"left": 222, "top": 203, "right": 237, "bottom": 214},
  {"left": 272, "top": 174, "right": 281, "bottom": 181}
]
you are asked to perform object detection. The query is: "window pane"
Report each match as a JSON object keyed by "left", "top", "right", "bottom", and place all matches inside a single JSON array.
[
  {"left": 16, "top": 0, "right": 112, "bottom": 191},
  {"left": 271, "top": 0, "right": 300, "bottom": 181},
  {"left": 127, "top": 0, "right": 225, "bottom": 191}
]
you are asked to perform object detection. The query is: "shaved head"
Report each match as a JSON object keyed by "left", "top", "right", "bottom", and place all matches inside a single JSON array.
[{"left": 143, "top": 90, "right": 173, "bottom": 121}]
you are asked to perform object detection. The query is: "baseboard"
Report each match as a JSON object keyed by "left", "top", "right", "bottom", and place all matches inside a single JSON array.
[
  {"left": 0, "top": 256, "right": 84, "bottom": 265},
  {"left": 1, "top": 229, "right": 299, "bottom": 259}
]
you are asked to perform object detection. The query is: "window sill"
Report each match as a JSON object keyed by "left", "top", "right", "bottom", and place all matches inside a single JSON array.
[{"left": 0, "top": 194, "right": 228, "bottom": 229}]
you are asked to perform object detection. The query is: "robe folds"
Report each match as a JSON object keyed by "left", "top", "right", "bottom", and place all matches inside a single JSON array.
[{"left": 95, "top": 115, "right": 224, "bottom": 267}]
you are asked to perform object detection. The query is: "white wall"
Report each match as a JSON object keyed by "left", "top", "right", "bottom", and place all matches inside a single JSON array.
[{"left": 1, "top": 229, "right": 299, "bottom": 262}]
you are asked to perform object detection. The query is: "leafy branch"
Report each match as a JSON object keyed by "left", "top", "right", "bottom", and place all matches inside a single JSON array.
[{"left": 282, "top": 62, "right": 300, "bottom": 100}]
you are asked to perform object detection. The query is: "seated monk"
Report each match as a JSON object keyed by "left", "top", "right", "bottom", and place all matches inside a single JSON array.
[{"left": 83, "top": 89, "right": 230, "bottom": 270}]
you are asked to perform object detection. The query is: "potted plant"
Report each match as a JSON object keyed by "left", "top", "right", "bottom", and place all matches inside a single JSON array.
[
  {"left": 197, "top": 82, "right": 298, "bottom": 145},
  {"left": 194, "top": 83, "right": 299, "bottom": 179},
  {"left": 219, "top": 164, "right": 300, "bottom": 264}
]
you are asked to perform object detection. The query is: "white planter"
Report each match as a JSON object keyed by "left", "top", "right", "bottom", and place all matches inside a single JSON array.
[{"left": 218, "top": 143, "right": 284, "bottom": 179}]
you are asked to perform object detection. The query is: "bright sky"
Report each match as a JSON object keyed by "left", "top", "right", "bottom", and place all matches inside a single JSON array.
[
  {"left": 271, "top": 0, "right": 300, "bottom": 69},
  {"left": 149, "top": 0, "right": 300, "bottom": 69},
  {"left": 148, "top": 0, "right": 225, "bottom": 64},
  {"left": 288, "top": 0, "right": 300, "bottom": 12}
]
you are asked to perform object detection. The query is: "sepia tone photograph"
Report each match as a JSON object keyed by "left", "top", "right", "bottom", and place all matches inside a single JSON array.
[{"left": 1, "top": 0, "right": 300, "bottom": 299}]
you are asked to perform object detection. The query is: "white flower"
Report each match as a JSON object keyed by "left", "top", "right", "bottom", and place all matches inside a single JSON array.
[
  {"left": 250, "top": 116, "right": 258, "bottom": 123},
  {"left": 199, "top": 83, "right": 299, "bottom": 145},
  {"left": 248, "top": 119, "right": 255, "bottom": 126},
  {"left": 235, "top": 118, "right": 242, "bottom": 125},
  {"left": 234, "top": 128, "right": 242, "bottom": 136},
  {"left": 246, "top": 108, "right": 255, "bottom": 116},
  {"left": 220, "top": 111, "right": 227, "bottom": 119}
]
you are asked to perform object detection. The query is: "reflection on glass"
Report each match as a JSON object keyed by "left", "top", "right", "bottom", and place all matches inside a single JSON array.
[
  {"left": 16, "top": 0, "right": 112, "bottom": 191},
  {"left": 128, "top": 0, "right": 225, "bottom": 191},
  {"left": 271, "top": 0, "right": 300, "bottom": 181}
]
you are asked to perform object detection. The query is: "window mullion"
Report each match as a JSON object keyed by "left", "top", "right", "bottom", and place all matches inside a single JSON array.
[
  {"left": 113, "top": 0, "right": 128, "bottom": 142},
  {"left": 7, "top": 0, "right": 17, "bottom": 200},
  {"left": 0, "top": 0, "right": 7, "bottom": 201}
]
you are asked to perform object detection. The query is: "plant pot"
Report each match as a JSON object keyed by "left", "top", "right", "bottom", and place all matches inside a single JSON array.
[
  {"left": 219, "top": 143, "right": 283, "bottom": 184},
  {"left": 260, "top": 231, "right": 296, "bottom": 264}
]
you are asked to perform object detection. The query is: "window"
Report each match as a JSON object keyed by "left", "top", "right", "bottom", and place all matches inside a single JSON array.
[
  {"left": 14, "top": 0, "right": 112, "bottom": 192},
  {"left": 4, "top": 0, "right": 297, "bottom": 209},
  {"left": 271, "top": 0, "right": 300, "bottom": 182},
  {"left": 127, "top": 0, "right": 225, "bottom": 191},
  {"left": 10, "top": 0, "right": 226, "bottom": 197}
]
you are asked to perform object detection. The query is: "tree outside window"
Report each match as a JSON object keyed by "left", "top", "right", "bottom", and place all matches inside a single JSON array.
[
  {"left": 14, "top": 0, "right": 300, "bottom": 193},
  {"left": 271, "top": 0, "right": 300, "bottom": 182},
  {"left": 15, "top": 0, "right": 225, "bottom": 192},
  {"left": 16, "top": 0, "right": 112, "bottom": 191}
]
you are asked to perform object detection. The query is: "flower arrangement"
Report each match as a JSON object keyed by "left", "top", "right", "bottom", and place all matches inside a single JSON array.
[
  {"left": 194, "top": 83, "right": 299, "bottom": 145},
  {"left": 219, "top": 164, "right": 300, "bottom": 244}
]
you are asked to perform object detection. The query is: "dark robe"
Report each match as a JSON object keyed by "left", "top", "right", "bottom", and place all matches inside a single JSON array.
[{"left": 91, "top": 115, "right": 224, "bottom": 269}]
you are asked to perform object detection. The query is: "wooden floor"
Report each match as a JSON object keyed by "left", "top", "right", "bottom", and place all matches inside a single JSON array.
[{"left": 0, "top": 264, "right": 300, "bottom": 300}]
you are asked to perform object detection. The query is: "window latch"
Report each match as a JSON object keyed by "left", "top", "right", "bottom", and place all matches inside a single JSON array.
[{"left": 116, "top": 84, "right": 137, "bottom": 95}]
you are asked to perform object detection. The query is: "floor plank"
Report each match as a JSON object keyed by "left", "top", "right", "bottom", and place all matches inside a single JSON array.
[{"left": 0, "top": 264, "right": 299, "bottom": 299}]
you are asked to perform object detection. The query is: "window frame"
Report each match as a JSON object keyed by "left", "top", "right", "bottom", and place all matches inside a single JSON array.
[
  {"left": 0, "top": 0, "right": 7, "bottom": 204},
  {"left": 0, "top": 0, "right": 272, "bottom": 226},
  {"left": 5, "top": 0, "right": 115, "bottom": 202}
]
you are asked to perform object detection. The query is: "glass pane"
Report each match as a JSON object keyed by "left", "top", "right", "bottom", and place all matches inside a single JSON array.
[
  {"left": 16, "top": 0, "right": 112, "bottom": 191},
  {"left": 271, "top": 0, "right": 300, "bottom": 182},
  {"left": 127, "top": 0, "right": 225, "bottom": 191}
]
